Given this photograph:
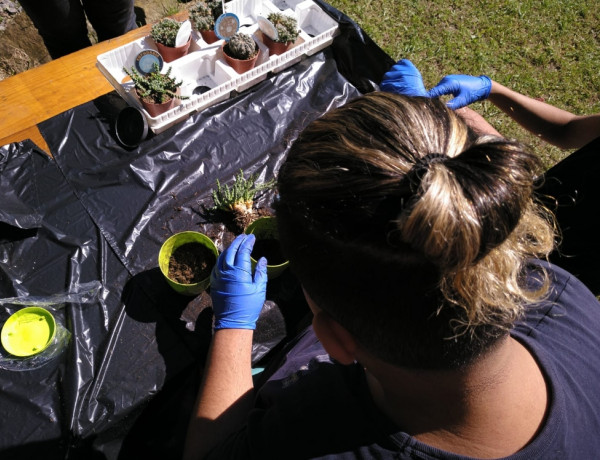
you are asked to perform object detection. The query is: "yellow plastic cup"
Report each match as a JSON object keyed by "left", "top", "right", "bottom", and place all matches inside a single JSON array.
[
  {"left": 245, "top": 216, "right": 289, "bottom": 279},
  {"left": 158, "top": 231, "right": 219, "bottom": 296},
  {"left": 1, "top": 307, "right": 57, "bottom": 357}
]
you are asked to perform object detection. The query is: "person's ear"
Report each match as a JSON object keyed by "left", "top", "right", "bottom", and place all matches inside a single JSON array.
[{"left": 312, "top": 311, "right": 358, "bottom": 365}]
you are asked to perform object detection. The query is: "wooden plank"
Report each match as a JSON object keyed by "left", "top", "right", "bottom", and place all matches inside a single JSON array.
[
  {"left": 0, "top": 12, "right": 190, "bottom": 151},
  {"left": 0, "top": 126, "right": 49, "bottom": 154},
  {"left": 0, "top": 25, "right": 152, "bottom": 148}
]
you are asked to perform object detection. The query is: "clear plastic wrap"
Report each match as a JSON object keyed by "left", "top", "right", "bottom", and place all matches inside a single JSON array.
[{"left": 0, "top": 281, "right": 101, "bottom": 371}]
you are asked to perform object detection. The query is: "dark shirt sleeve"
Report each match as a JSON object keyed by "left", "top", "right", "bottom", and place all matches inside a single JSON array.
[
  {"left": 204, "top": 428, "right": 254, "bottom": 459},
  {"left": 204, "top": 326, "right": 397, "bottom": 459}
]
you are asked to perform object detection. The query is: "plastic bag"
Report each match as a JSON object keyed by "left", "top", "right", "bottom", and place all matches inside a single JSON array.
[{"left": 0, "top": 281, "right": 102, "bottom": 371}]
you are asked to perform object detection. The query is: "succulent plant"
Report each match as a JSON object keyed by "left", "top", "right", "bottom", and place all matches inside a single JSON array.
[
  {"left": 267, "top": 12, "right": 299, "bottom": 44},
  {"left": 211, "top": 170, "right": 275, "bottom": 219},
  {"left": 150, "top": 18, "right": 182, "bottom": 47},
  {"left": 224, "top": 32, "right": 258, "bottom": 60},
  {"left": 189, "top": 0, "right": 223, "bottom": 31},
  {"left": 123, "top": 63, "right": 188, "bottom": 104}
]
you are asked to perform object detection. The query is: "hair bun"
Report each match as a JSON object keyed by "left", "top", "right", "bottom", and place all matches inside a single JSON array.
[{"left": 405, "top": 153, "right": 449, "bottom": 192}]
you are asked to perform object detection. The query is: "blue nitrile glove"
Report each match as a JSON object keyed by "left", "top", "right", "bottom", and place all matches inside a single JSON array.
[
  {"left": 380, "top": 59, "right": 428, "bottom": 97},
  {"left": 210, "top": 234, "right": 268, "bottom": 330},
  {"left": 427, "top": 74, "right": 492, "bottom": 110}
]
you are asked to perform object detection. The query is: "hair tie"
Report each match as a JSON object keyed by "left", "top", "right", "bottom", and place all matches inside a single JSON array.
[{"left": 405, "top": 153, "right": 449, "bottom": 193}]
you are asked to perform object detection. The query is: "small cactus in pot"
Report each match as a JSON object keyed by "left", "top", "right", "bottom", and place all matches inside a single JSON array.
[
  {"left": 151, "top": 18, "right": 181, "bottom": 47},
  {"left": 262, "top": 12, "right": 300, "bottom": 55},
  {"left": 222, "top": 32, "right": 260, "bottom": 73},
  {"left": 123, "top": 63, "right": 188, "bottom": 117},
  {"left": 225, "top": 32, "right": 258, "bottom": 60},
  {"left": 150, "top": 17, "right": 192, "bottom": 62},
  {"left": 268, "top": 13, "right": 299, "bottom": 44},
  {"left": 190, "top": 0, "right": 223, "bottom": 44}
]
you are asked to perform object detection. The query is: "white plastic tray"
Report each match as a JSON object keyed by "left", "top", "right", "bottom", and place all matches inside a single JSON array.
[{"left": 96, "top": 0, "right": 339, "bottom": 133}]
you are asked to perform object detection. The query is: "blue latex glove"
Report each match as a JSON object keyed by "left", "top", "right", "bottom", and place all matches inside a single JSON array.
[
  {"left": 210, "top": 234, "right": 268, "bottom": 330},
  {"left": 427, "top": 74, "right": 492, "bottom": 110},
  {"left": 380, "top": 59, "right": 428, "bottom": 97}
]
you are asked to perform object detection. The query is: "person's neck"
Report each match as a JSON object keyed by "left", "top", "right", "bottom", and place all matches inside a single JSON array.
[{"left": 363, "top": 337, "right": 547, "bottom": 458}]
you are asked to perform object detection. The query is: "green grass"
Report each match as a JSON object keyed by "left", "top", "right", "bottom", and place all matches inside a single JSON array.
[
  {"left": 163, "top": 0, "right": 183, "bottom": 17},
  {"left": 328, "top": 0, "right": 600, "bottom": 168}
]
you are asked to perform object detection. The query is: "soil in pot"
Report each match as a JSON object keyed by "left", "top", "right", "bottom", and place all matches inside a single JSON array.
[
  {"left": 222, "top": 42, "right": 259, "bottom": 74},
  {"left": 168, "top": 242, "right": 216, "bottom": 284},
  {"left": 251, "top": 238, "right": 286, "bottom": 265}
]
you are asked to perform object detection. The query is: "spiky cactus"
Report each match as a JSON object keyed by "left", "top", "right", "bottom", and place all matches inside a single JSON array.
[
  {"left": 225, "top": 33, "right": 258, "bottom": 60},
  {"left": 150, "top": 18, "right": 184, "bottom": 47},
  {"left": 267, "top": 12, "right": 299, "bottom": 44},
  {"left": 190, "top": 0, "right": 223, "bottom": 31}
]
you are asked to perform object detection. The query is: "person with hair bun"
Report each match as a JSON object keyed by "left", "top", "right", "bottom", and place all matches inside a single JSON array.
[
  {"left": 382, "top": 59, "right": 600, "bottom": 295},
  {"left": 183, "top": 93, "right": 600, "bottom": 459}
]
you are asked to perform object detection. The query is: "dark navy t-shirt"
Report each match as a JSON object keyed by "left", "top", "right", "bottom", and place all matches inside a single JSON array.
[{"left": 206, "top": 262, "right": 600, "bottom": 459}]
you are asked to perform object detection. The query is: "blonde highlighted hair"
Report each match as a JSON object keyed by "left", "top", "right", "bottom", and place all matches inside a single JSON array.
[{"left": 276, "top": 92, "right": 555, "bottom": 369}]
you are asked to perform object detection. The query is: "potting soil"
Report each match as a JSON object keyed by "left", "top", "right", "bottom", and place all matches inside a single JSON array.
[{"left": 168, "top": 242, "right": 215, "bottom": 284}]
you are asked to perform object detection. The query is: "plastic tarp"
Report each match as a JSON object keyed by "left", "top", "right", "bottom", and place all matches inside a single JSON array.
[
  {"left": 540, "top": 136, "right": 600, "bottom": 294},
  {"left": 0, "top": 2, "right": 393, "bottom": 458},
  {"left": 2, "top": 2, "right": 598, "bottom": 457}
]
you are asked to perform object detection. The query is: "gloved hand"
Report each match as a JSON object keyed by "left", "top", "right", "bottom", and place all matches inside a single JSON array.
[
  {"left": 210, "top": 234, "right": 268, "bottom": 330},
  {"left": 427, "top": 74, "right": 492, "bottom": 110},
  {"left": 380, "top": 59, "right": 428, "bottom": 97}
]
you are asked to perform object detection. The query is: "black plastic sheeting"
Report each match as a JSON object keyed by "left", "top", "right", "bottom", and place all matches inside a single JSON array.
[
  {"left": 540, "top": 136, "right": 600, "bottom": 294},
  {"left": 2, "top": 2, "right": 598, "bottom": 457},
  {"left": 0, "top": 3, "right": 393, "bottom": 459}
]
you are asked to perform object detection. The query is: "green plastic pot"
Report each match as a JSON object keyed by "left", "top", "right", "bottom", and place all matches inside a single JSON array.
[
  {"left": 158, "top": 231, "right": 218, "bottom": 296},
  {"left": 245, "top": 216, "right": 289, "bottom": 279}
]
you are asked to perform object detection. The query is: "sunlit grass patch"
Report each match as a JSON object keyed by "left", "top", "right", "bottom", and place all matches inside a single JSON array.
[{"left": 329, "top": 0, "right": 600, "bottom": 168}]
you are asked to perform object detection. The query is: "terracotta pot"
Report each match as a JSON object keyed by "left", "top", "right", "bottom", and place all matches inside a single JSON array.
[
  {"left": 155, "top": 37, "right": 191, "bottom": 63},
  {"left": 262, "top": 34, "right": 293, "bottom": 56},
  {"left": 140, "top": 95, "right": 176, "bottom": 117},
  {"left": 222, "top": 42, "right": 260, "bottom": 74},
  {"left": 200, "top": 29, "right": 219, "bottom": 44}
]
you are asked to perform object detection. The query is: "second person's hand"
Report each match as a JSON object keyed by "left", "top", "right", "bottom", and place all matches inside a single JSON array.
[
  {"left": 428, "top": 74, "right": 492, "bottom": 110},
  {"left": 380, "top": 59, "right": 428, "bottom": 97}
]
